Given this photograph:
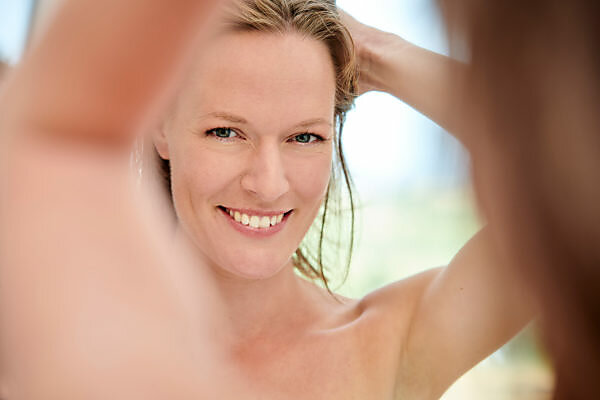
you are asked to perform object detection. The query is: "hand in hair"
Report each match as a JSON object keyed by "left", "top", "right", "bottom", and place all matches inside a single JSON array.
[
  {"left": 338, "top": 9, "right": 406, "bottom": 95},
  {"left": 339, "top": 8, "right": 471, "bottom": 143}
]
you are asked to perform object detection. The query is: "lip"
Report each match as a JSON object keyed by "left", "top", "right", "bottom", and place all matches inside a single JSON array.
[{"left": 217, "top": 206, "right": 292, "bottom": 238}]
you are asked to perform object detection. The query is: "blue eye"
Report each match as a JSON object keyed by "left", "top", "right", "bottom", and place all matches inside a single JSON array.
[
  {"left": 206, "top": 127, "right": 238, "bottom": 139},
  {"left": 292, "top": 133, "right": 322, "bottom": 144}
]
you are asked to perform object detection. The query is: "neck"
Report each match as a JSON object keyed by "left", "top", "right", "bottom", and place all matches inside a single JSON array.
[
  {"left": 210, "top": 262, "right": 312, "bottom": 339},
  {"left": 174, "top": 228, "right": 324, "bottom": 343}
]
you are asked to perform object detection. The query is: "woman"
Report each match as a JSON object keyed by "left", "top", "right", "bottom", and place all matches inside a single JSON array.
[
  {"left": 0, "top": 0, "right": 533, "bottom": 398},
  {"left": 148, "top": 0, "right": 533, "bottom": 398}
]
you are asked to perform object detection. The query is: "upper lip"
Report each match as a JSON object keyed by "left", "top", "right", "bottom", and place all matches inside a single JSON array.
[{"left": 219, "top": 206, "right": 292, "bottom": 217}]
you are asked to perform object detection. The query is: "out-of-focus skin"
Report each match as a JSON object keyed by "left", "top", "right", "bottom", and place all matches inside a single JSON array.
[
  {"left": 0, "top": 0, "right": 243, "bottom": 398},
  {"left": 0, "top": 0, "right": 218, "bottom": 146},
  {"left": 437, "top": 1, "right": 600, "bottom": 398}
]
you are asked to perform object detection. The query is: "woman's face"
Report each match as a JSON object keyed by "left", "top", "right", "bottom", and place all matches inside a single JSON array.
[{"left": 155, "top": 31, "right": 336, "bottom": 279}]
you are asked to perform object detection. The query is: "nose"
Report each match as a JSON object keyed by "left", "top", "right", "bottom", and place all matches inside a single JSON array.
[{"left": 240, "top": 145, "right": 290, "bottom": 202}]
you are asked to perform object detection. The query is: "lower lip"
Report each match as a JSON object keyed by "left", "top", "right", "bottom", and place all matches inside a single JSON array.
[{"left": 218, "top": 208, "right": 291, "bottom": 238}]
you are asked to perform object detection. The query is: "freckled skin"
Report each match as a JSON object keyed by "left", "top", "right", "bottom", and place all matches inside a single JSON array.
[
  {"left": 156, "top": 32, "right": 335, "bottom": 279},
  {"left": 152, "top": 32, "right": 404, "bottom": 399}
]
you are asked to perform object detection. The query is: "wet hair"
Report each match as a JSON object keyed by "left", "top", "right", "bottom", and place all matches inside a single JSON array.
[{"left": 157, "top": 0, "right": 358, "bottom": 292}]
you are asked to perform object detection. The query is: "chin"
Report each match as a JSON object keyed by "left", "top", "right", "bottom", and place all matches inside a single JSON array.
[{"left": 210, "top": 249, "right": 292, "bottom": 280}]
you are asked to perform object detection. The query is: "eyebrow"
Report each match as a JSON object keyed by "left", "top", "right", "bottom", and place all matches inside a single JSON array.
[
  {"left": 293, "top": 118, "right": 333, "bottom": 129},
  {"left": 203, "top": 111, "right": 248, "bottom": 124},
  {"left": 201, "top": 111, "right": 333, "bottom": 129}
]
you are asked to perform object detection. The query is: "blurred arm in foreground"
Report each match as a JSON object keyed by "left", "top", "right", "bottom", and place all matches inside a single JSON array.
[
  {"left": 0, "top": 1, "right": 238, "bottom": 398},
  {"left": 439, "top": 1, "right": 600, "bottom": 398}
]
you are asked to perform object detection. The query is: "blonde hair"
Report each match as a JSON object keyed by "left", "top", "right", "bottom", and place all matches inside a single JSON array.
[{"left": 226, "top": 0, "right": 357, "bottom": 117}]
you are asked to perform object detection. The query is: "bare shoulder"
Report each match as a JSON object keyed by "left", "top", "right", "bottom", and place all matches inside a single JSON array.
[
  {"left": 348, "top": 267, "right": 445, "bottom": 356},
  {"left": 358, "top": 267, "right": 444, "bottom": 326},
  {"left": 327, "top": 268, "right": 444, "bottom": 395}
]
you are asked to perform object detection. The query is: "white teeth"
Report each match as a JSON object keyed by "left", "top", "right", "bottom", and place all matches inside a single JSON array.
[
  {"left": 241, "top": 213, "right": 250, "bottom": 225},
  {"left": 259, "top": 216, "right": 271, "bottom": 228},
  {"left": 225, "top": 209, "right": 288, "bottom": 229}
]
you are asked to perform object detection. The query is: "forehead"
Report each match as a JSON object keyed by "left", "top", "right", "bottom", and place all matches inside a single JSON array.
[{"left": 177, "top": 31, "right": 337, "bottom": 128}]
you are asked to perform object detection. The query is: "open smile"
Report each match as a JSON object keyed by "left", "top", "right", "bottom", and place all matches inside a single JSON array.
[{"left": 217, "top": 206, "right": 293, "bottom": 237}]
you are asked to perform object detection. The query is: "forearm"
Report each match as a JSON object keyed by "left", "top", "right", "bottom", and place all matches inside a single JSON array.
[
  {"left": 362, "top": 31, "right": 470, "bottom": 142},
  {"left": 0, "top": 141, "right": 230, "bottom": 398},
  {"left": 0, "top": 0, "right": 218, "bottom": 147},
  {"left": 0, "top": 0, "right": 231, "bottom": 396}
]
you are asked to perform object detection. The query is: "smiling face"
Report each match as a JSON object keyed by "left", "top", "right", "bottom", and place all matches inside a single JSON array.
[{"left": 154, "top": 31, "right": 337, "bottom": 279}]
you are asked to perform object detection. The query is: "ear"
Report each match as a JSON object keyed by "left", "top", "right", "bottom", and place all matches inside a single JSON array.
[{"left": 153, "top": 125, "right": 170, "bottom": 160}]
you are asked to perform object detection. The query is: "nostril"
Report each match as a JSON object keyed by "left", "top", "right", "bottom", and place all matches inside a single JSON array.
[{"left": 239, "top": 153, "right": 290, "bottom": 202}]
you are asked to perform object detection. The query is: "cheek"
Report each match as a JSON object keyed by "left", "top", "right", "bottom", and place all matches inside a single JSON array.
[
  {"left": 285, "top": 151, "right": 332, "bottom": 204},
  {"left": 169, "top": 144, "right": 244, "bottom": 203}
]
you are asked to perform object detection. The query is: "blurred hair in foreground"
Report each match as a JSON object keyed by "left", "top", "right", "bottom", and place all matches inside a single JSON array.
[{"left": 440, "top": 0, "right": 600, "bottom": 398}]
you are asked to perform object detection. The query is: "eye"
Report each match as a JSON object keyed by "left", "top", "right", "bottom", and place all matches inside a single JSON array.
[
  {"left": 291, "top": 133, "right": 323, "bottom": 144},
  {"left": 205, "top": 127, "right": 239, "bottom": 140}
]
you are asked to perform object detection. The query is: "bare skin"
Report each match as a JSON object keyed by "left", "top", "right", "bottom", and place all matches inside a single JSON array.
[
  {"left": 340, "top": 10, "right": 473, "bottom": 144},
  {"left": 0, "top": 0, "right": 242, "bottom": 398},
  {"left": 189, "top": 232, "right": 530, "bottom": 399},
  {"left": 0, "top": 1, "right": 534, "bottom": 399},
  {"left": 152, "top": 19, "right": 534, "bottom": 400}
]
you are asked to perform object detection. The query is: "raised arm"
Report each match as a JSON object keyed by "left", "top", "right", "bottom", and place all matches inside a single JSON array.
[
  {"left": 0, "top": 0, "right": 217, "bottom": 145},
  {"left": 0, "top": 1, "right": 236, "bottom": 398},
  {"left": 340, "top": 10, "right": 536, "bottom": 397},
  {"left": 340, "top": 10, "right": 470, "bottom": 143},
  {"left": 400, "top": 229, "right": 536, "bottom": 397}
]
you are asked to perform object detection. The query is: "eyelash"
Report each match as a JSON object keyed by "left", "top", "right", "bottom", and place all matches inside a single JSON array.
[
  {"left": 290, "top": 132, "right": 325, "bottom": 144},
  {"left": 205, "top": 127, "right": 240, "bottom": 141},
  {"left": 204, "top": 127, "right": 326, "bottom": 144}
]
